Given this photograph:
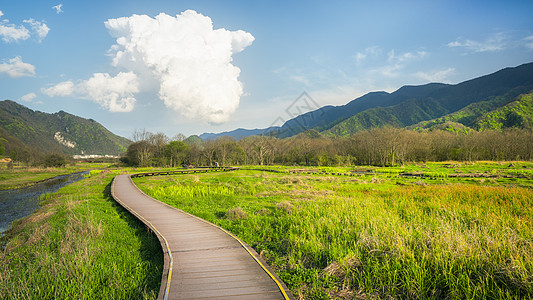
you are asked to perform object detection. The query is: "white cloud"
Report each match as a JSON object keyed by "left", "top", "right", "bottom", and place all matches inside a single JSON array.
[
  {"left": 0, "top": 21, "right": 30, "bottom": 42},
  {"left": 387, "top": 49, "right": 427, "bottom": 64},
  {"left": 52, "top": 4, "right": 63, "bottom": 14},
  {"left": 289, "top": 75, "right": 312, "bottom": 86},
  {"left": 0, "top": 12, "right": 49, "bottom": 42},
  {"left": 104, "top": 10, "right": 254, "bottom": 124},
  {"left": 42, "top": 72, "right": 139, "bottom": 112},
  {"left": 525, "top": 35, "right": 533, "bottom": 50},
  {"left": 23, "top": 19, "right": 50, "bottom": 42},
  {"left": 414, "top": 67, "right": 455, "bottom": 83},
  {"left": 0, "top": 56, "right": 35, "bottom": 78},
  {"left": 378, "top": 49, "right": 427, "bottom": 77},
  {"left": 41, "top": 80, "right": 74, "bottom": 97},
  {"left": 354, "top": 46, "right": 381, "bottom": 65},
  {"left": 81, "top": 72, "right": 139, "bottom": 112},
  {"left": 20, "top": 92, "right": 36, "bottom": 102},
  {"left": 448, "top": 33, "right": 507, "bottom": 53}
]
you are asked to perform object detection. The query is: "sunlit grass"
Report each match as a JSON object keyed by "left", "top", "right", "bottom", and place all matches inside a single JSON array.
[
  {"left": 0, "top": 162, "right": 111, "bottom": 190},
  {"left": 0, "top": 169, "right": 162, "bottom": 299},
  {"left": 135, "top": 166, "right": 533, "bottom": 299}
]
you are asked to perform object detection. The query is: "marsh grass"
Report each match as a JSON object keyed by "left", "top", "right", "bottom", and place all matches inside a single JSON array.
[
  {"left": 135, "top": 164, "right": 533, "bottom": 299},
  {"left": 0, "top": 169, "right": 162, "bottom": 299},
  {"left": 0, "top": 162, "right": 111, "bottom": 190}
]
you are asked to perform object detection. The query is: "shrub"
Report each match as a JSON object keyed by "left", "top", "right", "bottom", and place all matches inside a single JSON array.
[{"left": 43, "top": 153, "right": 68, "bottom": 167}]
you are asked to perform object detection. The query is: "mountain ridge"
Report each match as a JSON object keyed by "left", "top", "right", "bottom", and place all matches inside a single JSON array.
[
  {"left": 199, "top": 62, "right": 533, "bottom": 139},
  {"left": 0, "top": 100, "right": 131, "bottom": 156}
]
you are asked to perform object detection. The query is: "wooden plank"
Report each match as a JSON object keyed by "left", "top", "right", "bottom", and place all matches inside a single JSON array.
[{"left": 111, "top": 173, "right": 294, "bottom": 300}]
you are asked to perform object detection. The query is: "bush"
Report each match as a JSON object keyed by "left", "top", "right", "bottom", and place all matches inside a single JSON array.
[{"left": 43, "top": 153, "right": 68, "bottom": 168}]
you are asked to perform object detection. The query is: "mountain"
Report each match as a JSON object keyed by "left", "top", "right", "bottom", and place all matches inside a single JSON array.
[
  {"left": 0, "top": 100, "right": 131, "bottom": 155},
  {"left": 199, "top": 126, "right": 280, "bottom": 140},
  {"left": 197, "top": 62, "right": 533, "bottom": 140},
  {"left": 474, "top": 92, "right": 533, "bottom": 130},
  {"left": 276, "top": 83, "right": 450, "bottom": 137},
  {"left": 322, "top": 62, "right": 533, "bottom": 136}
]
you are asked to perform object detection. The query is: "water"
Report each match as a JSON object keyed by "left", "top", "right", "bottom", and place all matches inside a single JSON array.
[{"left": 0, "top": 171, "right": 89, "bottom": 234}]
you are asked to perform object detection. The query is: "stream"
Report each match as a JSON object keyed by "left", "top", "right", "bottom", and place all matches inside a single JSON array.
[{"left": 0, "top": 171, "right": 89, "bottom": 234}]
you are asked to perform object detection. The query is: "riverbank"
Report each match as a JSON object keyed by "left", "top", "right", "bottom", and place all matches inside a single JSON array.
[
  {"left": 0, "top": 169, "right": 162, "bottom": 299},
  {"left": 0, "top": 162, "right": 111, "bottom": 190}
]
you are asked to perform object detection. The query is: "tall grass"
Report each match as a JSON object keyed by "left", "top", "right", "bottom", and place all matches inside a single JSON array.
[
  {"left": 0, "top": 169, "right": 162, "bottom": 299},
  {"left": 0, "top": 162, "right": 110, "bottom": 190},
  {"left": 135, "top": 168, "right": 533, "bottom": 299}
]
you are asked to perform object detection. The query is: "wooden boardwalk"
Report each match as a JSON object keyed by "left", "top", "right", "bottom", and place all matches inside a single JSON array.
[{"left": 111, "top": 171, "right": 293, "bottom": 300}]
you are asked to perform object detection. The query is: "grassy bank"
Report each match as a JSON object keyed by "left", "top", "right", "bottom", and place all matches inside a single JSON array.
[
  {"left": 0, "top": 162, "right": 111, "bottom": 190},
  {"left": 0, "top": 169, "right": 162, "bottom": 299},
  {"left": 134, "top": 162, "right": 533, "bottom": 299}
]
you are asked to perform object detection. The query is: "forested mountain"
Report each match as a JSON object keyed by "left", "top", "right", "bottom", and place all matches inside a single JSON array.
[
  {"left": 201, "top": 62, "right": 533, "bottom": 140},
  {"left": 0, "top": 100, "right": 131, "bottom": 156},
  {"left": 411, "top": 91, "right": 533, "bottom": 132},
  {"left": 322, "top": 62, "right": 533, "bottom": 136}
]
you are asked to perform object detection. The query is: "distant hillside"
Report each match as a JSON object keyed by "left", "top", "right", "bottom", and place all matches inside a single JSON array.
[
  {"left": 199, "top": 126, "right": 280, "bottom": 140},
  {"left": 195, "top": 62, "right": 533, "bottom": 140},
  {"left": 322, "top": 62, "right": 533, "bottom": 136},
  {"left": 475, "top": 92, "right": 533, "bottom": 130},
  {"left": 276, "top": 83, "right": 449, "bottom": 137},
  {"left": 0, "top": 100, "right": 131, "bottom": 155}
]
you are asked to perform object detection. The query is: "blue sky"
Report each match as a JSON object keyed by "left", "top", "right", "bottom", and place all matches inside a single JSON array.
[{"left": 1, "top": 1, "right": 533, "bottom": 138}]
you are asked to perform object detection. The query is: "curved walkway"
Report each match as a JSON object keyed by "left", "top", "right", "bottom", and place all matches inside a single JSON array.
[{"left": 111, "top": 170, "right": 293, "bottom": 300}]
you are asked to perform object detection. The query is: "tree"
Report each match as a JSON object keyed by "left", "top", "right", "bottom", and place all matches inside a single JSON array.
[
  {"left": 125, "top": 141, "right": 155, "bottom": 166},
  {"left": 0, "top": 138, "right": 6, "bottom": 156},
  {"left": 132, "top": 128, "right": 151, "bottom": 142},
  {"left": 213, "top": 137, "right": 245, "bottom": 166},
  {"left": 163, "top": 141, "right": 190, "bottom": 167},
  {"left": 43, "top": 153, "right": 68, "bottom": 167},
  {"left": 172, "top": 133, "right": 186, "bottom": 142},
  {"left": 241, "top": 136, "right": 275, "bottom": 165}
]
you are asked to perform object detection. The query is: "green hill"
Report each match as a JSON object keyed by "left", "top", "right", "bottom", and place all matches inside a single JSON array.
[
  {"left": 0, "top": 100, "right": 131, "bottom": 156},
  {"left": 321, "top": 62, "right": 533, "bottom": 136},
  {"left": 474, "top": 92, "right": 533, "bottom": 130},
  {"left": 408, "top": 91, "right": 533, "bottom": 132}
]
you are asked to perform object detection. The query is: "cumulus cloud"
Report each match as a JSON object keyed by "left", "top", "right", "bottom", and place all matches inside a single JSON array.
[
  {"left": 104, "top": 10, "right": 254, "bottom": 123},
  {"left": 42, "top": 72, "right": 139, "bottom": 112},
  {"left": 0, "top": 56, "right": 35, "bottom": 78},
  {"left": 0, "top": 11, "right": 49, "bottom": 42},
  {"left": 81, "top": 72, "right": 139, "bottom": 112},
  {"left": 41, "top": 80, "right": 74, "bottom": 97},
  {"left": 20, "top": 92, "right": 37, "bottom": 102},
  {"left": 52, "top": 4, "right": 63, "bottom": 14}
]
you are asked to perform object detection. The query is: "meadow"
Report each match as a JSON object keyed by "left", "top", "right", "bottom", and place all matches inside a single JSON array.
[
  {"left": 0, "top": 169, "right": 162, "bottom": 299},
  {"left": 0, "top": 162, "right": 111, "bottom": 190},
  {"left": 133, "top": 161, "right": 533, "bottom": 299},
  {"left": 0, "top": 161, "right": 532, "bottom": 299}
]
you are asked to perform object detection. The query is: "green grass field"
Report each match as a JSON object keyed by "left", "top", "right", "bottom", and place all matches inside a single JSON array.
[
  {"left": 134, "top": 162, "right": 533, "bottom": 299},
  {"left": 1, "top": 161, "right": 532, "bottom": 299},
  {"left": 0, "top": 169, "right": 163, "bottom": 299},
  {"left": 0, "top": 162, "right": 111, "bottom": 190}
]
